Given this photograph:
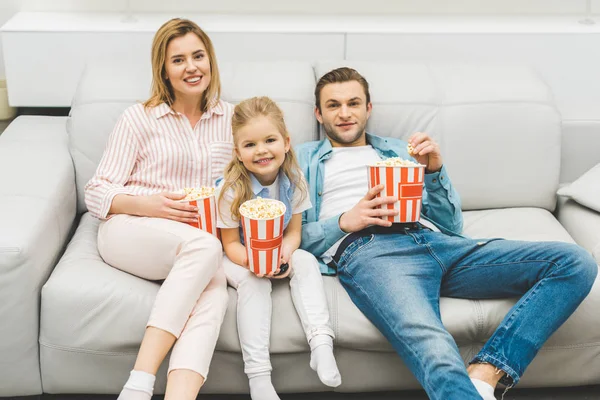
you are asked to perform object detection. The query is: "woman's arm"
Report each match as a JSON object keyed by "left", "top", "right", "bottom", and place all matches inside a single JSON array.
[
  {"left": 109, "top": 192, "right": 198, "bottom": 224},
  {"left": 221, "top": 227, "right": 248, "bottom": 267},
  {"left": 84, "top": 114, "right": 140, "bottom": 219}
]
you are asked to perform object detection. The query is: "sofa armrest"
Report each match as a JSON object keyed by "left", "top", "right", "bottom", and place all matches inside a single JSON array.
[
  {"left": 0, "top": 116, "right": 76, "bottom": 396},
  {"left": 557, "top": 197, "right": 600, "bottom": 262}
]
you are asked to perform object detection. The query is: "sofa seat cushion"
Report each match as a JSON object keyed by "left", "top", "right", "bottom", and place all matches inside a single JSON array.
[
  {"left": 42, "top": 208, "right": 593, "bottom": 359},
  {"left": 333, "top": 207, "right": 581, "bottom": 351},
  {"left": 40, "top": 213, "right": 310, "bottom": 357}
]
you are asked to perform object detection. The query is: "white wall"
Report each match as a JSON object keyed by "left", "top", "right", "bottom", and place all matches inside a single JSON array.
[{"left": 0, "top": 0, "right": 596, "bottom": 78}]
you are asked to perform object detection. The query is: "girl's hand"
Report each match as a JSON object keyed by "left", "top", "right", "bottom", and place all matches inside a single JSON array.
[
  {"left": 136, "top": 192, "right": 199, "bottom": 223},
  {"left": 257, "top": 264, "right": 281, "bottom": 279},
  {"left": 270, "top": 262, "right": 291, "bottom": 279},
  {"left": 279, "top": 242, "right": 294, "bottom": 266}
]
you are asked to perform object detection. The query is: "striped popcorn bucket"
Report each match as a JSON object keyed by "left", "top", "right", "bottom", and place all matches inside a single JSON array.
[
  {"left": 367, "top": 164, "right": 425, "bottom": 223},
  {"left": 239, "top": 200, "right": 286, "bottom": 276},
  {"left": 182, "top": 195, "right": 219, "bottom": 236}
]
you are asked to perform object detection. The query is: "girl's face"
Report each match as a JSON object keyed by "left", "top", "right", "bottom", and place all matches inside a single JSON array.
[
  {"left": 164, "top": 32, "right": 211, "bottom": 103},
  {"left": 235, "top": 116, "right": 290, "bottom": 186}
]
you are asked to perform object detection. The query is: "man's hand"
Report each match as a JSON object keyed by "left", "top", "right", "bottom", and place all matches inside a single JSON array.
[
  {"left": 339, "top": 184, "right": 398, "bottom": 233},
  {"left": 408, "top": 132, "right": 443, "bottom": 173}
]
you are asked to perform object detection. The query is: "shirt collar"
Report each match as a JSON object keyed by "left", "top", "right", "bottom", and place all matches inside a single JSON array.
[
  {"left": 152, "top": 103, "right": 174, "bottom": 119},
  {"left": 365, "top": 132, "right": 396, "bottom": 153},
  {"left": 250, "top": 171, "right": 290, "bottom": 196},
  {"left": 151, "top": 99, "right": 225, "bottom": 120},
  {"left": 317, "top": 132, "right": 387, "bottom": 161},
  {"left": 250, "top": 173, "right": 278, "bottom": 196}
]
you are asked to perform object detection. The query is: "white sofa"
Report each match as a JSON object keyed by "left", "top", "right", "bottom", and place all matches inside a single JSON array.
[{"left": 1, "top": 60, "right": 600, "bottom": 396}]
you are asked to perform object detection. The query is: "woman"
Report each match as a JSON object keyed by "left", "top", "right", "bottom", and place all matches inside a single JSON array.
[{"left": 84, "top": 18, "right": 233, "bottom": 400}]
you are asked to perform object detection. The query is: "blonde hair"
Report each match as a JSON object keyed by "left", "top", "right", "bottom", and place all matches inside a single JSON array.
[
  {"left": 219, "top": 96, "right": 307, "bottom": 221},
  {"left": 144, "top": 18, "right": 221, "bottom": 112}
]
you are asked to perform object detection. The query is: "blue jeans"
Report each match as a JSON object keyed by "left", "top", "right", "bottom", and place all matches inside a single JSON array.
[{"left": 336, "top": 225, "right": 597, "bottom": 400}]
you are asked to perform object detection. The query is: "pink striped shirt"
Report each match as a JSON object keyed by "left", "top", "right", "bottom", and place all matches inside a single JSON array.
[{"left": 85, "top": 100, "right": 234, "bottom": 220}]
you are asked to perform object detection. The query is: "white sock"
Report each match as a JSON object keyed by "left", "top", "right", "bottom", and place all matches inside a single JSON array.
[
  {"left": 117, "top": 370, "right": 155, "bottom": 400},
  {"left": 248, "top": 374, "right": 280, "bottom": 400},
  {"left": 309, "top": 334, "right": 341, "bottom": 387},
  {"left": 471, "top": 378, "right": 496, "bottom": 400}
]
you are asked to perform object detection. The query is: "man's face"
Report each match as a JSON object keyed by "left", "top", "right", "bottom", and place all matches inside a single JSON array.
[{"left": 315, "top": 80, "right": 372, "bottom": 147}]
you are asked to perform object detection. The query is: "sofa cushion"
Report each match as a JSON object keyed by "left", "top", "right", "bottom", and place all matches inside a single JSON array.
[
  {"left": 219, "top": 61, "right": 318, "bottom": 147},
  {"left": 42, "top": 206, "right": 576, "bottom": 359},
  {"left": 39, "top": 214, "right": 311, "bottom": 357},
  {"left": 557, "top": 162, "right": 600, "bottom": 213},
  {"left": 314, "top": 62, "right": 560, "bottom": 212},
  {"left": 333, "top": 207, "right": 576, "bottom": 351},
  {"left": 69, "top": 61, "right": 318, "bottom": 214}
]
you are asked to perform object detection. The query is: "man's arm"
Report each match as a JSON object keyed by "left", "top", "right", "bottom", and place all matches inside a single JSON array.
[
  {"left": 421, "top": 166, "right": 463, "bottom": 233},
  {"left": 300, "top": 185, "right": 398, "bottom": 257},
  {"left": 300, "top": 213, "right": 347, "bottom": 258},
  {"left": 407, "top": 132, "right": 463, "bottom": 233}
]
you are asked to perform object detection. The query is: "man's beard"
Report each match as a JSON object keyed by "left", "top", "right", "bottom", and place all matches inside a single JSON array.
[{"left": 322, "top": 120, "right": 367, "bottom": 146}]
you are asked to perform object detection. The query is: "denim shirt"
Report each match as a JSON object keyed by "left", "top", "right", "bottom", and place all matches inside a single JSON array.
[{"left": 295, "top": 133, "right": 463, "bottom": 275}]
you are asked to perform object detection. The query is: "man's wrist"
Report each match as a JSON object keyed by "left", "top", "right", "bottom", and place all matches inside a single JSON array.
[
  {"left": 338, "top": 212, "right": 349, "bottom": 233},
  {"left": 425, "top": 164, "right": 443, "bottom": 174}
]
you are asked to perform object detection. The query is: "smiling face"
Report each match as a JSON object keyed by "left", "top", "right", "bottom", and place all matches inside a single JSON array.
[
  {"left": 235, "top": 115, "right": 291, "bottom": 186},
  {"left": 315, "top": 80, "right": 372, "bottom": 147},
  {"left": 164, "top": 32, "right": 211, "bottom": 104}
]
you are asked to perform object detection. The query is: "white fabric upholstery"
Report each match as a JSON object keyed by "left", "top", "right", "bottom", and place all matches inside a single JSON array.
[
  {"left": 1, "top": 61, "right": 598, "bottom": 395},
  {"left": 315, "top": 62, "right": 561, "bottom": 212},
  {"left": 69, "top": 61, "right": 318, "bottom": 214},
  {"left": 558, "top": 162, "right": 600, "bottom": 213},
  {"left": 0, "top": 117, "right": 76, "bottom": 396}
]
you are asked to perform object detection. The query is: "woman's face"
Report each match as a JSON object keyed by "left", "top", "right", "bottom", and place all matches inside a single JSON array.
[{"left": 164, "top": 32, "right": 211, "bottom": 103}]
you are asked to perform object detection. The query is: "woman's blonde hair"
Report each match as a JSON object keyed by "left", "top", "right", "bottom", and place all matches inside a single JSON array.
[
  {"left": 144, "top": 18, "right": 221, "bottom": 112},
  {"left": 219, "top": 96, "right": 307, "bottom": 221}
]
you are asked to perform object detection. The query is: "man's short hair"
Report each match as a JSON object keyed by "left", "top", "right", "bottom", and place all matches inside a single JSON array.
[{"left": 315, "top": 67, "right": 371, "bottom": 112}]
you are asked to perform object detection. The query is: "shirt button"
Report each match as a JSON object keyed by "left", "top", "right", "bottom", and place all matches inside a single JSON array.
[
  {"left": 432, "top": 179, "right": 437, "bottom": 183},
  {"left": 441, "top": 176, "right": 445, "bottom": 180},
  {"left": 318, "top": 192, "right": 322, "bottom": 196}
]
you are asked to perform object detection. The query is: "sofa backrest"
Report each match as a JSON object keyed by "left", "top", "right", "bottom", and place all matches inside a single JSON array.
[
  {"left": 315, "top": 62, "right": 561, "bottom": 211},
  {"left": 69, "top": 61, "right": 318, "bottom": 214},
  {"left": 69, "top": 61, "right": 560, "bottom": 214}
]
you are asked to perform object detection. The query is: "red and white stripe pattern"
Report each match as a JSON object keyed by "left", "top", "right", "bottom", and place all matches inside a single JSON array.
[
  {"left": 183, "top": 195, "right": 218, "bottom": 236},
  {"left": 368, "top": 165, "right": 425, "bottom": 223},
  {"left": 240, "top": 213, "right": 285, "bottom": 276},
  {"left": 84, "top": 101, "right": 234, "bottom": 220}
]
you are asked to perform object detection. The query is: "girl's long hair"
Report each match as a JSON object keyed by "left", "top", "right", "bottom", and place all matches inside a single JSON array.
[
  {"left": 219, "top": 96, "right": 307, "bottom": 221},
  {"left": 144, "top": 18, "right": 221, "bottom": 112}
]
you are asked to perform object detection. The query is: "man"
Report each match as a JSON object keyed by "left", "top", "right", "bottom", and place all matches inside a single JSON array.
[{"left": 296, "top": 67, "right": 598, "bottom": 400}]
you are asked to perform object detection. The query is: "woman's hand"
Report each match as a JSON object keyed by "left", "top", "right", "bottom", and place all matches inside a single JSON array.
[{"left": 136, "top": 192, "right": 199, "bottom": 223}]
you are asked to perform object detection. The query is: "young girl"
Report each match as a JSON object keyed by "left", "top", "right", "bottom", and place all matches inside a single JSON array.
[{"left": 217, "top": 97, "right": 341, "bottom": 400}]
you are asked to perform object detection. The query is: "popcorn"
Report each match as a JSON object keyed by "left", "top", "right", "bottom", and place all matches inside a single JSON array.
[
  {"left": 374, "top": 157, "right": 419, "bottom": 167},
  {"left": 239, "top": 198, "right": 287, "bottom": 276},
  {"left": 407, "top": 143, "right": 415, "bottom": 155},
  {"left": 239, "top": 197, "right": 286, "bottom": 220},
  {"left": 182, "top": 186, "right": 215, "bottom": 201}
]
